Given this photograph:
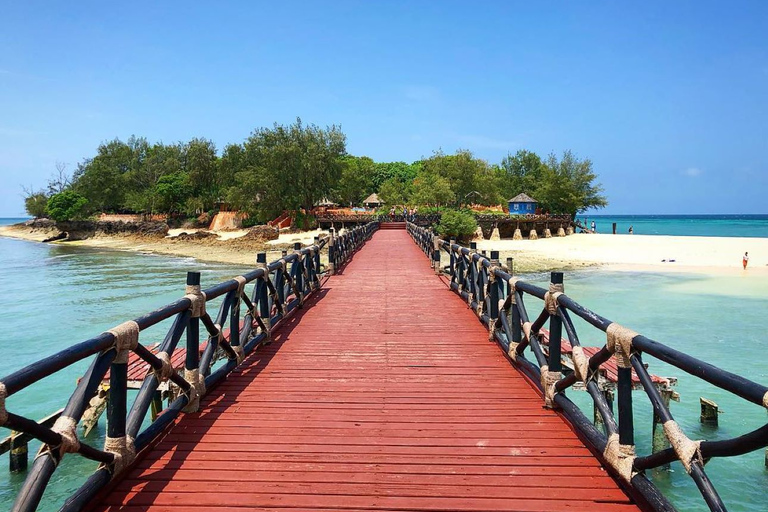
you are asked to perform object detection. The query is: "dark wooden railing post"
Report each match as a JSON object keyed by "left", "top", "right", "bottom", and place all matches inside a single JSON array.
[
  {"left": 618, "top": 361, "right": 635, "bottom": 448},
  {"left": 185, "top": 271, "right": 200, "bottom": 377},
  {"left": 328, "top": 227, "right": 336, "bottom": 274},
  {"left": 548, "top": 272, "right": 564, "bottom": 375},
  {"left": 489, "top": 251, "right": 500, "bottom": 323},
  {"left": 257, "top": 253, "right": 271, "bottom": 340},
  {"left": 432, "top": 235, "right": 441, "bottom": 275},
  {"left": 293, "top": 243, "right": 304, "bottom": 304}
]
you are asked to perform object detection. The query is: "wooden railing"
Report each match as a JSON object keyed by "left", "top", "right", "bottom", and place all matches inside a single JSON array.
[
  {"left": 407, "top": 221, "right": 768, "bottom": 512},
  {"left": 0, "top": 221, "right": 377, "bottom": 511}
]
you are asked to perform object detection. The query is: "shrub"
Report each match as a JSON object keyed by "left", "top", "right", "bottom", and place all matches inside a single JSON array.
[
  {"left": 25, "top": 192, "right": 49, "bottom": 218},
  {"left": 435, "top": 209, "right": 477, "bottom": 240},
  {"left": 46, "top": 191, "right": 89, "bottom": 222}
]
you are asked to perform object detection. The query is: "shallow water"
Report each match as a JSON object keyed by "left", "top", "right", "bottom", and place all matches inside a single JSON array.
[
  {"left": 0, "top": 234, "right": 244, "bottom": 509},
  {"left": 1, "top": 219, "right": 767, "bottom": 510},
  {"left": 525, "top": 269, "right": 768, "bottom": 511},
  {"left": 586, "top": 214, "right": 768, "bottom": 238}
]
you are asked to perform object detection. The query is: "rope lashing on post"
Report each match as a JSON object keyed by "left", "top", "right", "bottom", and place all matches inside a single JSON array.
[
  {"left": 153, "top": 351, "right": 174, "bottom": 382},
  {"left": 0, "top": 382, "right": 7, "bottom": 426},
  {"left": 182, "top": 368, "right": 205, "bottom": 413},
  {"left": 606, "top": 322, "right": 638, "bottom": 368},
  {"left": 539, "top": 364, "right": 561, "bottom": 408},
  {"left": 184, "top": 284, "right": 206, "bottom": 318},
  {"left": 102, "top": 434, "right": 136, "bottom": 476},
  {"left": 507, "top": 341, "right": 519, "bottom": 361},
  {"left": 108, "top": 320, "right": 140, "bottom": 364},
  {"left": 232, "top": 275, "right": 247, "bottom": 316},
  {"left": 232, "top": 344, "right": 244, "bottom": 364},
  {"left": 48, "top": 415, "right": 80, "bottom": 459},
  {"left": 664, "top": 420, "right": 703, "bottom": 473},
  {"left": 603, "top": 433, "right": 637, "bottom": 483},
  {"left": 544, "top": 282, "right": 564, "bottom": 315},
  {"left": 571, "top": 345, "right": 593, "bottom": 383},
  {"left": 764, "top": 390, "right": 768, "bottom": 409},
  {"left": 522, "top": 321, "right": 533, "bottom": 342}
]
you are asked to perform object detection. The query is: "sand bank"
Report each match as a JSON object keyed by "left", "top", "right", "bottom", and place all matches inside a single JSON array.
[
  {"left": 0, "top": 224, "right": 331, "bottom": 266},
  {"left": 3, "top": 223, "right": 766, "bottom": 275},
  {"left": 477, "top": 233, "right": 768, "bottom": 275}
]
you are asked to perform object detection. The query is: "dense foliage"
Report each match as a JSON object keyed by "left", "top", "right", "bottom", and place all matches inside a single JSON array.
[
  {"left": 23, "top": 120, "right": 607, "bottom": 222},
  {"left": 435, "top": 210, "right": 478, "bottom": 240},
  {"left": 46, "top": 191, "right": 89, "bottom": 222}
]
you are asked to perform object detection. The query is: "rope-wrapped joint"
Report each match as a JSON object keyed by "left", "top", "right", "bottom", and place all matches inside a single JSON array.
[
  {"left": 763, "top": 390, "right": 768, "bottom": 410},
  {"left": 603, "top": 433, "right": 637, "bottom": 483},
  {"left": 571, "top": 345, "right": 594, "bottom": 384},
  {"left": 182, "top": 368, "right": 206, "bottom": 413},
  {"left": 663, "top": 420, "right": 703, "bottom": 473},
  {"left": 522, "top": 321, "right": 533, "bottom": 342},
  {"left": 606, "top": 322, "right": 638, "bottom": 369},
  {"left": 42, "top": 415, "right": 80, "bottom": 461},
  {"left": 153, "top": 351, "right": 174, "bottom": 382},
  {"left": 507, "top": 341, "right": 519, "bottom": 362},
  {"left": 0, "top": 382, "right": 7, "bottom": 426},
  {"left": 184, "top": 284, "right": 207, "bottom": 318},
  {"left": 544, "top": 282, "right": 564, "bottom": 316},
  {"left": 232, "top": 344, "right": 245, "bottom": 364},
  {"left": 539, "top": 365, "right": 561, "bottom": 408},
  {"left": 101, "top": 435, "right": 136, "bottom": 477},
  {"left": 475, "top": 303, "right": 484, "bottom": 318},
  {"left": 108, "top": 320, "right": 140, "bottom": 364}
]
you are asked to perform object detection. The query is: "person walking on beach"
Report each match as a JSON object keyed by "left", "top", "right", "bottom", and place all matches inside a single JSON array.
[
  {"left": 743, "top": 252, "right": 749, "bottom": 269},
  {"left": 591, "top": 221, "right": 596, "bottom": 233},
  {"left": 628, "top": 226, "right": 633, "bottom": 234}
]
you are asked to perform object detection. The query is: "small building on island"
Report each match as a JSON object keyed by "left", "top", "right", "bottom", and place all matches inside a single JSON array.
[
  {"left": 363, "top": 193, "right": 382, "bottom": 208},
  {"left": 508, "top": 193, "right": 538, "bottom": 215}
]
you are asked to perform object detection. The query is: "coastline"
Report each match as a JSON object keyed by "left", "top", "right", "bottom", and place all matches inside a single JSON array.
[
  {"left": 0, "top": 223, "right": 328, "bottom": 266},
  {"left": 2, "top": 223, "right": 767, "bottom": 276}
]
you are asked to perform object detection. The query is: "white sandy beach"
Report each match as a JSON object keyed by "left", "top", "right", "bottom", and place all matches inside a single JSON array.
[{"left": 477, "top": 233, "right": 768, "bottom": 275}]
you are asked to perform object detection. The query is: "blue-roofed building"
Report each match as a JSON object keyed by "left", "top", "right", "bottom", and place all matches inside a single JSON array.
[{"left": 508, "top": 193, "right": 538, "bottom": 214}]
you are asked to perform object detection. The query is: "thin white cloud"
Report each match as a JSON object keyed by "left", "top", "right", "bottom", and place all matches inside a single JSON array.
[{"left": 683, "top": 167, "right": 703, "bottom": 177}]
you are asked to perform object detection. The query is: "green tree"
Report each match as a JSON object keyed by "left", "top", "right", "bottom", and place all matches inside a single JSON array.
[
  {"left": 537, "top": 151, "right": 607, "bottom": 217},
  {"left": 410, "top": 172, "right": 454, "bottom": 206},
  {"left": 72, "top": 139, "right": 133, "bottom": 212},
  {"left": 24, "top": 190, "right": 49, "bottom": 218},
  {"left": 233, "top": 118, "right": 346, "bottom": 227},
  {"left": 372, "top": 161, "right": 418, "bottom": 189},
  {"left": 337, "top": 155, "right": 375, "bottom": 205},
  {"left": 420, "top": 150, "right": 498, "bottom": 206},
  {"left": 435, "top": 209, "right": 478, "bottom": 240},
  {"left": 46, "top": 191, "right": 89, "bottom": 221},
  {"left": 497, "top": 150, "right": 545, "bottom": 201},
  {"left": 155, "top": 172, "right": 192, "bottom": 214},
  {"left": 183, "top": 138, "right": 219, "bottom": 213},
  {"left": 378, "top": 177, "right": 410, "bottom": 205}
]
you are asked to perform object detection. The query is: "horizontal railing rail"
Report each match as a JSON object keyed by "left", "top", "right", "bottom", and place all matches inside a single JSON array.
[
  {"left": 407, "top": 221, "right": 768, "bottom": 512},
  {"left": 0, "top": 221, "right": 378, "bottom": 511}
]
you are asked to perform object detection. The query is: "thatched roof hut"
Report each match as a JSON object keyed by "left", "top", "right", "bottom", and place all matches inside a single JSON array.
[{"left": 363, "top": 193, "right": 382, "bottom": 207}]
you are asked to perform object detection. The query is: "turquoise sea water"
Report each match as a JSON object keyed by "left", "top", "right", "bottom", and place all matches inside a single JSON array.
[
  {"left": 1, "top": 217, "right": 767, "bottom": 510},
  {"left": 583, "top": 214, "right": 768, "bottom": 238}
]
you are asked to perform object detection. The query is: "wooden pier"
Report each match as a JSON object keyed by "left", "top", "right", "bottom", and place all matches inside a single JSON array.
[
  {"left": 2, "top": 222, "right": 767, "bottom": 512},
  {"left": 95, "top": 228, "right": 640, "bottom": 511}
]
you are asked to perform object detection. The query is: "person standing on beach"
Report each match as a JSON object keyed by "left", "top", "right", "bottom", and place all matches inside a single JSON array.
[
  {"left": 743, "top": 252, "right": 749, "bottom": 269},
  {"left": 628, "top": 226, "right": 634, "bottom": 234},
  {"left": 591, "top": 221, "right": 596, "bottom": 233}
]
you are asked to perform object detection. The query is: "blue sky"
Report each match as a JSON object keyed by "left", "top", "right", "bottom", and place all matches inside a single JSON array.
[{"left": 1, "top": 1, "right": 767, "bottom": 216}]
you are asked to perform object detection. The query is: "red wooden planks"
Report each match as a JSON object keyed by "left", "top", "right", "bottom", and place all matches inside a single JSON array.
[{"left": 94, "top": 229, "right": 640, "bottom": 511}]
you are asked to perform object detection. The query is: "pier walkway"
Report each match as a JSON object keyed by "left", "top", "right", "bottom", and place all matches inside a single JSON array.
[{"left": 98, "top": 229, "right": 639, "bottom": 511}]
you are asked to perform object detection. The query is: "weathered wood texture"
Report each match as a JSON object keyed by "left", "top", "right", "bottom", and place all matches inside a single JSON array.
[{"left": 95, "top": 229, "right": 640, "bottom": 512}]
